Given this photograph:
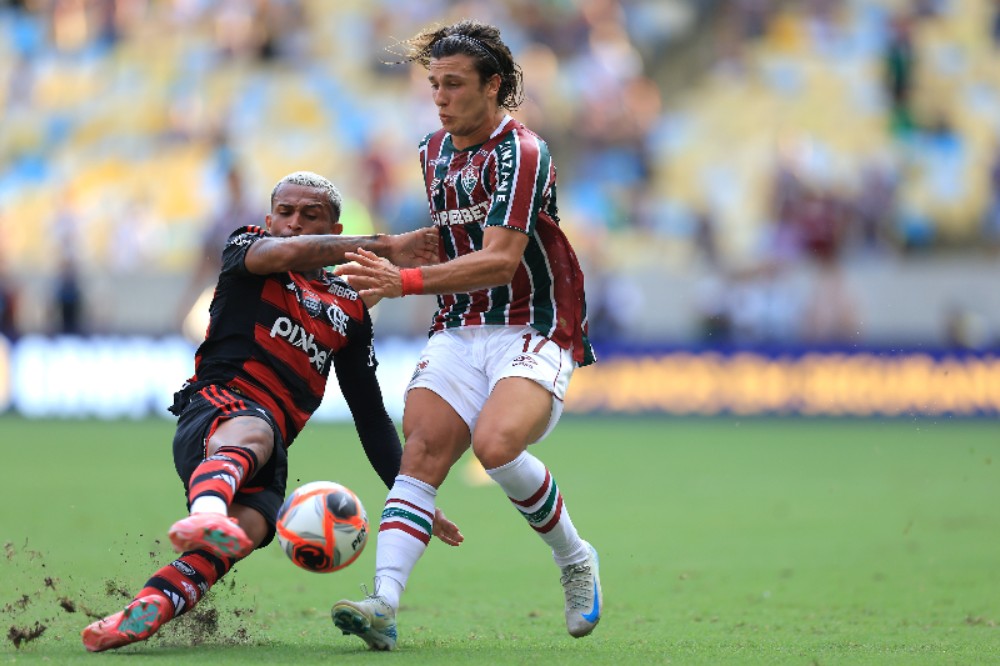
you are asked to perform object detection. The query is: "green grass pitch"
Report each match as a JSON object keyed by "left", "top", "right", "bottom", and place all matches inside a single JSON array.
[{"left": 0, "top": 414, "right": 998, "bottom": 664}]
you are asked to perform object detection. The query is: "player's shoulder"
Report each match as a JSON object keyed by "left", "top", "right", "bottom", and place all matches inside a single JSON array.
[
  {"left": 225, "top": 224, "right": 269, "bottom": 247},
  {"left": 418, "top": 129, "right": 446, "bottom": 150},
  {"left": 496, "top": 118, "right": 548, "bottom": 154}
]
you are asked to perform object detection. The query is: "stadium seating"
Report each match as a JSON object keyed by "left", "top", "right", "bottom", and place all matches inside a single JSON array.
[{"left": 0, "top": 0, "right": 998, "bottom": 338}]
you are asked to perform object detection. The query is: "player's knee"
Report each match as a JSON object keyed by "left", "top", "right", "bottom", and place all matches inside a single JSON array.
[
  {"left": 208, "top": 417, "right": 275, "bottom": 465},
  {"left": 472, "top": 412, "right": 544, "bottom": 469},
  {"left": 472, "top": 435, "right": 527, "bottom": 470},
  {"left": 400, "top": 436, "right": 459, "bottom": 486}
]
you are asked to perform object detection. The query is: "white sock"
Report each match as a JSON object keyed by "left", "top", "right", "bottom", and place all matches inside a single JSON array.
[
  {"left": 486, "top": 451, "right": 587, "bottom": 567},
  {"left": 189, "top": 496, "right": 227, "bottom": 515},
  {"left": 373, "top": 575, "right": 405, "bottom": 610},
  {"left": 373, "top": 475, "right": 437, "bottom": 610}
]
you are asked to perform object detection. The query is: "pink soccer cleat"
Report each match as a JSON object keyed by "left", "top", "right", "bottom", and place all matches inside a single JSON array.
[
  {"left": 168, "top": 513, "right": 253, "bottom": 558},
  {"left": 81, "top": 594, "right": 173, "bottom": 652}
]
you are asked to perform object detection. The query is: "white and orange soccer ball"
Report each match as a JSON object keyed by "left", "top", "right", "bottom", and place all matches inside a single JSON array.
[{"left": 276, "top": 481, "right": 369, "bottom": 573}]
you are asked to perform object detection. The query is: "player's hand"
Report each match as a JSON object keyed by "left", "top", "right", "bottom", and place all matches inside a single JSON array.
[
  {"left": 334, "top": 248, "right": 402, "bottom": 300},
  {"left": 339, "top": 265, "right": 384, "bottom": 309},
  {"left": 432, "top": 507, "right": 464, "bottom": 547},
  {"left": 387, "top": 227, "right": 439, "bottom": 267}
]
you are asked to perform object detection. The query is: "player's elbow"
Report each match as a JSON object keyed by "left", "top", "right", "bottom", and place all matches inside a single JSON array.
[{"left": 489, "top": 254, "right": 521, "bottom": 285}]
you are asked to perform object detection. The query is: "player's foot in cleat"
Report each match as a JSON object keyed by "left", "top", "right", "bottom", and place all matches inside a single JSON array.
[
  {"left": 561, "top": 541, "right": 602, "bottom": 638},
  {"left": 331, "top": 594, "right": 398, "bottom": 651},
  {"left": 168, "top": 512, "right": 253, "bottom": 558},
  {"left": 81, "top": 594, "right": 173, "bottom": 652}
]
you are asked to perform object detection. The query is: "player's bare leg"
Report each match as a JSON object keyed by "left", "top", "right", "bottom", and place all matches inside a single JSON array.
[
  {"left": 333, "top": 388, "right": 469, "bottom": 651},
  {"left": 476, "top": 378, "right": 602, "bottom": 637}
]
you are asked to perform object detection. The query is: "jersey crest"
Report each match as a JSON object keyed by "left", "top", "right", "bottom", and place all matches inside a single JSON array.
[
  {"left": 461, "top": 164, "right": 478, "bottom": 196},
  {"left": 301, "top": 290, "right": 323, "bottom": 319}
]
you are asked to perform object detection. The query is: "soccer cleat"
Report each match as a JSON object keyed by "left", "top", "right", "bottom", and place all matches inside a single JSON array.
[
  {"left": 331, "top": 593, "right": 398, "bottom": 651},
  {"left": 81, "top": 594, "right": 173, "bottom": 652},
  {"left": 168, "top": 512, "right": 253, "bottom": 558},
  {"left": 560, "top": 541, "right": 602, "bottom": 638}
]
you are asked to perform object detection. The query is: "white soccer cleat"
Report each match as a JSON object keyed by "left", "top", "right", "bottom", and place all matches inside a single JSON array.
[
  {"left": 560, "top": 541, "right": 602, "bottom": 638},
  {"left": 331, "top": 593, "right": 398, "bottom": 651}
]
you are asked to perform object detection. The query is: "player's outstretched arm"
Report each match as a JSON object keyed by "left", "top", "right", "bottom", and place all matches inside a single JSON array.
[
  {"left": 332, "top": 329, "right": 404, "bottom": 488},
  {"left": 244, "top": 228, "right": 438, "bottom": 275},
  {"left": 335, "top": 226, "right": 528, "bottom": 300}
]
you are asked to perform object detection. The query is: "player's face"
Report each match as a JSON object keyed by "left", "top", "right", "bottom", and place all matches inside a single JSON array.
[
  {"left": 428, "top": 54, "right": 502, "bottom": 150},
  {"left": 266, "top": 184, "right": 342, "bottom": 238}
]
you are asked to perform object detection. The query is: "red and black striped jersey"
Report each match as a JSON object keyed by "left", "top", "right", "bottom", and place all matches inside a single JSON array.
[
  {"left": 186, "top": 226, "right": 377, "bottom": 445},
  {"left": 419, "top": 115, "right": 596, "bottom": 366}
]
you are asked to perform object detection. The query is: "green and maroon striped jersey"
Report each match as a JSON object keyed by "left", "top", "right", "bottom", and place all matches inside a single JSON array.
[{"left": 419, "top": 116, "right": 595, "bottom": 366}]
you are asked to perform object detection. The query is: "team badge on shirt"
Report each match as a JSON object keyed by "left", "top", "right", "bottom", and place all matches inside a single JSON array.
[
  {"left": 326, "top": 304, "right": 349, "bottom": 335},
  {"left": 301, "top": 290, "right": 323, "bottom": 318},
  {"left": 461, "top": 165, "right": 478, "bottom": 196}
]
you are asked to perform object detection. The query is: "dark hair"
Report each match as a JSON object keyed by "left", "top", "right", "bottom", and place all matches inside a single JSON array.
[{"left": 390, "top": 19, "right": 525, "bottom": 111}]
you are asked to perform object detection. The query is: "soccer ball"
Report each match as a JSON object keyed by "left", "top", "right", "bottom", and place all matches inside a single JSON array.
[{"left": 276, "top": 481, "right": 369, "bottom": 573}]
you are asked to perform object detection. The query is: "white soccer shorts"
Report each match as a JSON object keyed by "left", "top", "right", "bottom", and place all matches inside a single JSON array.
[{"left": 406, "top": 325, "right": 576, "bottom": 442}]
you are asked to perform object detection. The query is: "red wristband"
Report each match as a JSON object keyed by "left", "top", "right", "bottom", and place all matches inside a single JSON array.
[{"left": 399, "top": 268, "right": 424, "bottom": 296}]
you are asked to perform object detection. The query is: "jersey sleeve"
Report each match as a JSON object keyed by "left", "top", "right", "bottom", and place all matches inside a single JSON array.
[
  {"left": 332, "top": 309, "right": 402, "bottom": 488},
  {"left": 485, "top": 131, "right": 552, "bottom": 236},
  {"left": 418, "top": 131, "right": 438, "bottom": 194},
  {"left": 219, "top": 225, "right": 268, "bottom": 277}
]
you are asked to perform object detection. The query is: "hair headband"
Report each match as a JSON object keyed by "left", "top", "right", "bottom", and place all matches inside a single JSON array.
[{"left": 442, "top": 34, "right": 502, "bottom": 72}]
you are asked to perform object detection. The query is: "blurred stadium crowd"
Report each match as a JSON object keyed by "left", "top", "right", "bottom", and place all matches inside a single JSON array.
[{"left": 1, "top": 0, "right": 999, "bottom": 348}]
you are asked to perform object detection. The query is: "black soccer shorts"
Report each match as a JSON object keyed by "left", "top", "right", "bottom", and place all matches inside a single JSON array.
[{"left": 171, "top": 384, "right": 288, "bottom": 549}]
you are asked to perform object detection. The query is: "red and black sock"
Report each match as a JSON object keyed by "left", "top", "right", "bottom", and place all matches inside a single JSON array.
[
  {"left": 187, "top": 446, "right": 258, "bottom": 507},
  {"left": 138, "top": 549, "right": 237, "bottom": 617}
]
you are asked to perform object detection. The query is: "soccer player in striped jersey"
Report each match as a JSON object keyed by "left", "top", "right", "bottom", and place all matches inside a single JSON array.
[
  {"left": 81, "top": 171, "right": 462, "bottom": 653},
  {"left": 332, "top": 20, "right": 602, "bottom": 650}
]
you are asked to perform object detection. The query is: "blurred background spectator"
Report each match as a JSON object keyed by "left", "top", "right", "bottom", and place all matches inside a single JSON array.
[
  {"left": 174, "top": 160, "right": 258, "bottom": 337},
  {"left": 0, "top": 0, "right": 997, "bottom": 348},
  {"left": 884, "top": 9, "right": 917, "bottom": 136},
  {"left": 0, "top": 263, "right": 17, "bottom": 340},
  {"left": 985, "top": 136, "right": 1000, "bottom": 253},
  {"left": 52, "top": 255, "right": 83, "bottom": 334}
]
